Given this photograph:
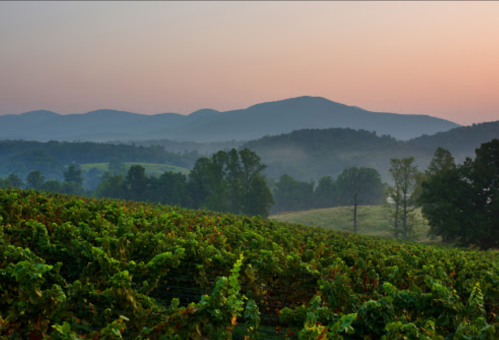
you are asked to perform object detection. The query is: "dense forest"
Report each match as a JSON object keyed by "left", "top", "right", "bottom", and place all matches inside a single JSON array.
[
  {"left": 112, "top": 138, "right": 244, "bottom": 155},
  {"left": 243, "top": 128, "right": 434, "bottom": 182}
]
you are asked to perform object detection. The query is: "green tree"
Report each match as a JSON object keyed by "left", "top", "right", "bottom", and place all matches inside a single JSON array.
[
  {"left": 426, "top": 147, "right": 456, "bottom": 177},
  {"left": 417, "top": 147, "right": 456, "bottom": 242},
  {"left": 225, "top": 149, "right": 243, "bottom": 214},
  {"left": 62, "top": 164, "right": 85, "bottom": 195},
  {"left": 313, "top": 176, "right": 337, "bottom": 208},
  {"left": 187, "top": 149, "right": 273, "bottom": 216},
  {"left": 187, "top": 157, "right": 214, "bottom": 209},
  {"left": 5, "top": 173, "right": 24, "bottom": 188},
  {"left": 40, "top": 180, "right": 62, "bottom": 193},
  {"left": 95, "top": 172, "right": 126, "bottom": 199},
  {"left": 419, "top": 139, "right": 499, "bottom": 249},
  {"left": 239, "top": 148, "right": 273, "bottom": 217},
  {"left": 150, "top": 171, "right": 188, "bottom": 207},
  {"left": 387, "top": 158, "right": 421, "bottom": 240},
  {"left": 26, "top": 170, "right": 45, "bottom": 190},
  {"left": 336, "top": 167, "right": 384, "bottom": 233},
  {"left": 124, "top": 165, "right": 149, "bottom": 201},
  {"left": 239, "top": 148, "right": 275, "bottom": 217},
  {"left": 64, "top": 164, "right": 83, "bottom": 186},
  {"left": 273, "top": 174, "right": 314, "bottom": 213},
  {"left": 202, "top": 151, "right": 230, "bottom": 212},
  {"left": 245, "top": 175, "right": 274, "bottom": 217}
]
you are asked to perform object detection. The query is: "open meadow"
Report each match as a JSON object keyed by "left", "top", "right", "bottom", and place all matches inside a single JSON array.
[{"left": 271, "top": 206, "right": 438, "bottom": 243}]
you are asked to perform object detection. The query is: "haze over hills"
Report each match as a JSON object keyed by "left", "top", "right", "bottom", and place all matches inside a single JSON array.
[
  {"left": 1, "top": 120, "right": 497, "bottom": 185},
  {"left": 0, "top": 96, "right": 459, "bottom": 142},
  {"left": 242, "top": 121, "right": 499, "bottom": 182},
  {"left": 409, "top": 120, "right": 499, "bottom": 159},
  {"left": 243, "top": 128, "right": 434, "bottom": 182}
]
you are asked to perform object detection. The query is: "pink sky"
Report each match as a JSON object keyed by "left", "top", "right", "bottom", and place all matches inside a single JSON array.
[{"left": 1, "top": 1, "right": 498, "bottom": 125}]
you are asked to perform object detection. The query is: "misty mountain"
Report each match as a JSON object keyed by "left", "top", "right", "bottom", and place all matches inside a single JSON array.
[
  {"left": 0, "top": 97, "right": 458, "bottom": 142},
  {"left": 242, "top": 122, "right": 499, "bottom": 182},
  {"left": 242, "top": 128, "right": 435, "bottom": 182},
  {"left": 409, "top": 120, "right": 499, "bottom": 161}
]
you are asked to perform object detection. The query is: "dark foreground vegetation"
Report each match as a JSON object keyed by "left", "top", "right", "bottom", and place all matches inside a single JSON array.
[{"left": 0, "top": 188, "right": 498, "bottom": 339}]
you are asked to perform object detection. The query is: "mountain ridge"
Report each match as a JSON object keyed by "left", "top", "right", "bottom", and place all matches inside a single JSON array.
[{"left": 0, "top": 96, "right": 460, "bottom": 142}]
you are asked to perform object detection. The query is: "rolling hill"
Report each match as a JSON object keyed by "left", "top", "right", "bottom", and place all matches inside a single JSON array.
[
  {"left": 242, "top": 122, "right": 499, "bottom": 182},
  {"left": 0, "top": 96, "right": 459, "bottom": 142},
  {"left": 409, "top": 120, "right": 499, "bottom": 161},
  {"left": 243, "top": 128, "right": 436, "bottom": 182}
]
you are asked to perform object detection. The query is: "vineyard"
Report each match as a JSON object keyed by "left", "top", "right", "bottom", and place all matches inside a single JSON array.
[{"left": 0, "top": 188, "right": 498, "bottom": 339}]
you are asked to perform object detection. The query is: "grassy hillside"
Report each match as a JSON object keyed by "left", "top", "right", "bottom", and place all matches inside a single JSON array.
[
  {"left": 270, "top": 205, "right": 435, "bottom": 242},
  {"left": 0, "top": 189, "right": 497, "bottom": 339},
  {"left": 79, "top": 162, "right": 190, "bottom": 176}
]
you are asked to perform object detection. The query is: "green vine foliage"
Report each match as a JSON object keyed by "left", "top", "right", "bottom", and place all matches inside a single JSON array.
[{"left": 0, "top": 188, "right": 498, "bottom": 339}]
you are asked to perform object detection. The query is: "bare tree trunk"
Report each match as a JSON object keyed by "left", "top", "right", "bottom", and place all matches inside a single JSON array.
[
  {"left": 394, "top": 201, "right": 399, "bottom": 238},
  {"left": 353, "top": 202, "right": 357, "bottom": 233},
  {"left": 403, "top": 194, "right": 407, "bottom": 240}
]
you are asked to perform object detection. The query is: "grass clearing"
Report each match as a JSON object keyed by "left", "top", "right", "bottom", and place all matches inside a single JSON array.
[{"left": 270, "top": 205, "right": 439, "bottom": 243}]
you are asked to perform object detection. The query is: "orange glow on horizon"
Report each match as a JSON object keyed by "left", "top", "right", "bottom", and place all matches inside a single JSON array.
[{"left": 0, "top": 1, "right": 498, "bottom": 125}]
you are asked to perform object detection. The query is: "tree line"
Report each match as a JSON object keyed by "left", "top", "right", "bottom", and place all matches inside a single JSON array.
[
  {"left": 0, "top": 140, "right": 201, "bottom": 182},
  {"left": 2, "top": 139, "right": 498, "bottom": 250},
  {"left": 270, "top": 169, "right": 385, "bottom": 213},
  {"left": 0, "top": 148, "right": 274, "bottom": 218},
  {"left": 381, "top": 139, "right": 499, "bottom": 250}
]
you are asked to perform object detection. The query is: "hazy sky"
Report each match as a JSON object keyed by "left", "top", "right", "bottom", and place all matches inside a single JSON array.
[{"left": 1, "top": 1, "right": 498, "bottom": 125}]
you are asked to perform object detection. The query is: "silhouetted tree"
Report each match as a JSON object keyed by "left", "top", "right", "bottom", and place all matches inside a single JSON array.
[
  {"left": 336, "top": 167, "right": 384, "bottom": 233},
  {"left": 419, "top": 139, "right": 499, "bottom": 250},
  {"left": 124, "top": 165, "right": 149, "bottom": 201},
  {"left": 6, "top": 174, "right": 24, "bottom": 189},
  {"left": 64, "top": 164, "right": 83, "bottom": 186},
  {"left": 314, "top": 176, "right": 336, "bottom": 208},
  {"left": 40, "top": 180, "right": 62, "bottom": 193},
  {"left": 386, "top": 158, "right": 421, "bottom": 240},
  {"left": 26, "top": 170, "right": 45, "bottom": 190}
]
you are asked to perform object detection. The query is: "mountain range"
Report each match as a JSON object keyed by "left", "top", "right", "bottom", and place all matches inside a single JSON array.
[{"left": 0, "top": 96, "right": 460, "bottom": 142}]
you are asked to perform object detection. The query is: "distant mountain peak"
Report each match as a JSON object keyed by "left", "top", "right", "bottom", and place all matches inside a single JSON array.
[
  {"left": 188, "top": 108, "right": 220, "bottom": 118},
  {"left": 19, "top": 110, "right": 60, "bottom": 117},
  {"left": 0, "top": 96, "right": 461, "bottom": 142},
  {"left": 82, "top": 109, "right": 140, "bottom": 116},
  {"left": 246, "top": 96, "right": 346, "bottom": 110}
]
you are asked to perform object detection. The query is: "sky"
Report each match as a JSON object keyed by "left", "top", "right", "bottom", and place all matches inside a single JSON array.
[{"left": 1, "top": 1, "right": 498, "bottom": 125}]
